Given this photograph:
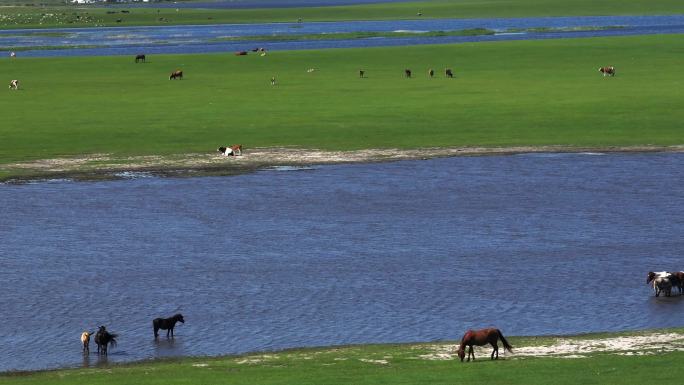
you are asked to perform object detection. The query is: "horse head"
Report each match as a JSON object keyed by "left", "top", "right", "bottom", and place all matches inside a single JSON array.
[
  {"left": 457, "top": 347, "right": 465, "bottom": 362},
  {"left": 647, "top": 272, "right": 656, "bottom": 284},
  {"left": 175, "top": 313, "right": 185, "bottom": 323}
]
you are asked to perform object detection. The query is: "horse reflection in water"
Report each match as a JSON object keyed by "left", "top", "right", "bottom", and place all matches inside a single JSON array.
[{"left": 457, "top": 328, "right": 513, "bottom": 362}]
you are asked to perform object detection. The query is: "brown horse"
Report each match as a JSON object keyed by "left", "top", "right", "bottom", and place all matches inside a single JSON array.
[
  {"left": 170, "top": 70, "right": 183, "bottom": 80},
  {"left": 135, "top": 54, "right": 146, "bottom": 63},
  {"left": 457, "top": 328, "right": 513, "bottom": 362},
  {"left": 404, "top": 69, "right": 412, "bottom": 78},
  {"left": 445, "top": 68, "right": 454, "bottom": 78}
]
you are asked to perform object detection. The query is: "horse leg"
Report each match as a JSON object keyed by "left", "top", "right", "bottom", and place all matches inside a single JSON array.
[
  {"left": 468, "top": 345, "right": 474, "bottom": 361},
  {"left": 170, "top": 326, "right": 174, "bottom": 338},
  {"left": 154, "top": 325, "right": 159, "bottom": 339},
  {"left": 491, "top": 343, "right": 498, "bottom": 360}
]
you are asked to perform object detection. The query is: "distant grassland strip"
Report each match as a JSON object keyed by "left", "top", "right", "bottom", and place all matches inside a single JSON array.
[
  {"left": 1, "top": 34, "right": 683, "bottom": 172},
  {"left": 2, "top": 0, "right": 684, "bottom": 29},
  {"left": 212, "top": 28, "right": 496, "bottom": 42}
]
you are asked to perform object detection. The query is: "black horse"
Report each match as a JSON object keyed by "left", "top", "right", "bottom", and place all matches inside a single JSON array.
[
  {"left": 94, "top": 326, "right": 118, "bottom": 355},
  {"left": 135, "top": 54, "right": 146, "bottom": 63},
  {"left": 445, "top": 68, "right": 454, "bottom": 78},
  {"left": 404, "top": 69, "right": 412, "bottom": 78},
  {"left": 153, "top": 313, "right": 185, "bottom": 339}
]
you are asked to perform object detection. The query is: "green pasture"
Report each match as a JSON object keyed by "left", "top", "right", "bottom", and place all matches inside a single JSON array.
[
  {"left": 2, "top": 0, "right": 684, "bottom": 29},
  {"left": 1, "top": 34, "right": 683, "bottom": 168},
  {"left": 1, "top": 332, "right": 683, "bottom": 385}
]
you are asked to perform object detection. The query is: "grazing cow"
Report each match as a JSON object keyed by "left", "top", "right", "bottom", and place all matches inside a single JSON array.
[
  {"left": 445, "top": 68, "right": 454, "bottom": 78},
  {"left": 135, "top": 54, "right": 146, "bottom": 63},
  {"left": 8, "top": 79, "right": 19, "bottom": 90},
  {"left": 428, "top": 68, "right": 434, "bottom": 78},
  {"left": 599, "top": 66, "right": 615, "bottom": 77},
  {"left": 359, "top": 69, "right": 365, "bottom": 78},
  {"left": 169, "top": 70, "right": 183, "bottom": 80},
  {"left": 404, "top": 69, "right": 412, "bottom": 78},
  {"left": 81, "top": 331, "right": 91, "bottom": 354}
]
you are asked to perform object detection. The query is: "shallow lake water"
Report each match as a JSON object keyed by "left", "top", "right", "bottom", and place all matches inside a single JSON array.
[
  {"left": 2, "top": 15, "right": 684, "bottom": 57},
  {"left": 1, "top": 152, "right": 683, "bottom": 371}
]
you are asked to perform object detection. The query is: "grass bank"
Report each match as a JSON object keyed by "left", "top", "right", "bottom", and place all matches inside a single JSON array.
[
  {"left": 2, "top": 34, "right": 683, "bottom": 174},
  {"left": 2, "top": 0, "right": 684, "bottom": 29},
  {"left": 1, "top": 328, "right": 684, "bottom": 384}
]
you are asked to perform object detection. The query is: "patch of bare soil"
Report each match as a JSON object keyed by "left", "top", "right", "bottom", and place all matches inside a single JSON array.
[
  {"left": 2, "top": 145, "right": 683, "bottom": 182},
  {"left": 416, "top": 332, "right": 684, "bottom": 360}
]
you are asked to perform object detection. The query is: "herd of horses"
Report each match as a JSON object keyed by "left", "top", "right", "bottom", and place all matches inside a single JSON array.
[
  {"left": 647, "top": 271, "right": 684, "bottom": 297},
  {"left": 80, "top": 313, "right": 185, "bottom": 355}
]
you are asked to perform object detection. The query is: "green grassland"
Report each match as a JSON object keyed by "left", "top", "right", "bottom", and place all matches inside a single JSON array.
[
  {"left": 1, "top": 329, "right": 684, "bottom": 385},
  {"left": 1, "top": 34, "right": 682, "bottom": 169},
  {"left": 2, "top": 0, "right": 684, "bottom": 29}
]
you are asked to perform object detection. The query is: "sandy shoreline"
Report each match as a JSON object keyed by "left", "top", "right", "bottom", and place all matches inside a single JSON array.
[{"left": 2, "top": 145, "right": 683, "bottom": 183}]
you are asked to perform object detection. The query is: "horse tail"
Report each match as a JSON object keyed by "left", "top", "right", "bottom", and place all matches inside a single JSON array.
[
  {"left": 497, "top": 329, "right": 513, "bottom": 353},
  {"left": 109, "top": 334, "right": 118, "bottom": 348}
]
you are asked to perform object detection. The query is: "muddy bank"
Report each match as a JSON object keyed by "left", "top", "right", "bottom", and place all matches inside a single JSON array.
[{"left": 2, "top": 145, "right": 683, "bottom": 183}]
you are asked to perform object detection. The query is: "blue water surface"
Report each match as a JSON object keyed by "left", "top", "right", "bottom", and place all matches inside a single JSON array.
[{"left": 1, "top": 152, "right": 683, "bottom": 371}]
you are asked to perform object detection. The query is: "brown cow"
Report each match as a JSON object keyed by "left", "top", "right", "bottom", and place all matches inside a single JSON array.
[
  {"left": 599, "top": 66, "right": 615, "bottom": 77},
  {"left": 169, "top": 70, "right": 183, "bottom": 80}
]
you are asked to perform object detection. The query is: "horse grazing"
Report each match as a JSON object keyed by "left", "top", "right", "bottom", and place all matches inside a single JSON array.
[
  {"left": 457, "top": 328, "right": 513, "bottom": 362},
  {"left": 169, "top": 70, "right": 183, "bottom": 80},
  {"left": 647, "top": 271, "right": 673, "bottom": 297},
  {"left": 153, "top": 313, "right": 185, "bottom": 339},
  {"left": 599, "top": 66, "right": 615, "bottom": 77},
  {"left": 81, "top": 331, "right": 92, "bottom": 354},
  {"left": 135, "top": 54, "right": 146, "bottom": 63},
  {"left": 445, "top": 68, "right": 454, "bottom": 78},
  {"left": 8, "top": 79, "right": 19, "bottom": 90},
  {"left": 218, "top": 144, "right": 243, "bottom": 156},
  {"left": 94, "top": 326, "right": 118, "bottom": 355},
  {"left": 428, "top": 68, "right": 434, "bottom": 78},
  {"left": 404, "top": 69, "right": 412, "bottom": 78}
]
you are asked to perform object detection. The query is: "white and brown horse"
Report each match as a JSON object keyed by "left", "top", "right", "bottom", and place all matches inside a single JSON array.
[
  {"left": 218, "top": 144, "right": 243, "bottom": 156},
  {"left": 81, "top": 331, "right": 92, "bottom": 354},
  {"left": 169, "top": 70, "right": 183, "bottom": 80},
  {"left": 599, "top": 66, "right": 615, "bottom": 77},
  {"left": 647, "top": 271, "right": 674, "bottom": 297}
]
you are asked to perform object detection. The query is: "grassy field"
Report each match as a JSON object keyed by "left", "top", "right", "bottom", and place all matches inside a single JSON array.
[
  {"left": 2, "top": 0, "right": 684, "bottom": 29},
  {"left": 1, "top": 34, "right": 683, "bottom": 173},
  {"left": 1, "top": 329, "right": 684, "bottom": 385}
]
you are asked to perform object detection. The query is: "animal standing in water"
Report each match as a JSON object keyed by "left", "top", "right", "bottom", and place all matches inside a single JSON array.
[
  {"left": 81, "top": 331, "right": 91, "bottom": 354},
  {"left": 153, "top": 313, "right": 185, "bottom": 339},
  {"left": 94, "top": 326, "right": 118, "bottom": 355}
]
